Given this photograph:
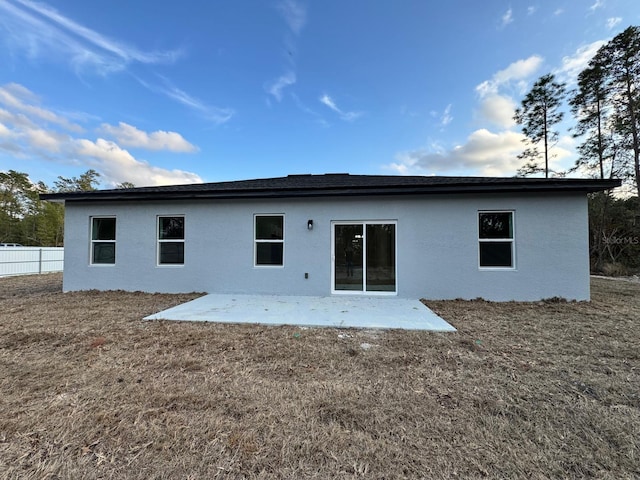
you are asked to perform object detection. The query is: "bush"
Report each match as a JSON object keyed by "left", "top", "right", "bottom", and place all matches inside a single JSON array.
[{"left": 601, "top": 262, "right": 631, "bottom": 277}]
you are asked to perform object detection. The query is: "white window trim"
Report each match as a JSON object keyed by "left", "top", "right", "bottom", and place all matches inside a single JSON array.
[
  {"left": 331, "top": 220, "right": 398, "bottom": 296},
  {"left": 254, "top": 214, "right": 285, "bottom": 268},
  {"left": 89, "top": 216, "right": 116, "bottom": 266},
  {"left": 478, "top": 210, "right": 516, "bottom": 270},
  {"left": 157, "top": 215, "right": 185, "bottom": 267}
]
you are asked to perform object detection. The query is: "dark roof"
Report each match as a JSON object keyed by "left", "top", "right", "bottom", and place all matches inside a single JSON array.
[{"left": 40, "top": 174, "right": 621, "bottom": 203}]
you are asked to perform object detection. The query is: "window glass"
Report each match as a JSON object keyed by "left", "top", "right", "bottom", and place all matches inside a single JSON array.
[
  {"left": 479, "top": 211, "right": 514, "bottom": 268},
  {"left": 91, "top": 217, "right": 116, "bottom": 265},
  {"left": 479, "top": 242, "right": 512, "bottom": 267},
  {"left": 159, "top": 217, "right": 184, "bottom": 240},
  {"left": 256, "top": 216, "right": 283, "bottom": 240},
  {"left": 256, "top": 243, "right": 284, "bottom": 265},
  {"left": 159, "top": 242, "right": 185, "bottom": 264},
  {"left": 92, "top": 243, "right": 115, "bottom": 264},
  {"left": 366, "top": 224, "right": 396, "bottom": 292},
  {"left": 92, "top": 217, "right": 116, "bottom": 240},
  {"left": 479, "top": 212, "right": 513, "bottom": 239},
  {"left": 158, "top": 216, "right": 185, "bottom": 265},
  {"left": 255, "top": 215, "right": 284, "bottom": 266}
]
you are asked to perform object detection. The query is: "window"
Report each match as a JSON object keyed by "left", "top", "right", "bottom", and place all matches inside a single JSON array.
[
  {"left": 91, "top": 217, "right": 116, "bottom": 265},
  {"left": 158, "top": 216, "right": 185, "bottom": 265},
  {"left": 479, "top": 211, "right": 514, "bottom": 268},
  {"left": 255, "top": 215, "right": 284, "bottom": 266}
]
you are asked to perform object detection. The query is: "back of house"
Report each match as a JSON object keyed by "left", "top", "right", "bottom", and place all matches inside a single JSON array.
[{"left": 41, "top": 174, "right": 619, "bottom": 301}]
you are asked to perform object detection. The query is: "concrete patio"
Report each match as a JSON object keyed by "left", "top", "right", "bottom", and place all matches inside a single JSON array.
[{"left": 144, "top": 294, "right": 456, "bottom": 331}]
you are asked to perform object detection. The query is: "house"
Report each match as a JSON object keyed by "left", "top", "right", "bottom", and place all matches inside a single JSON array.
[{"left": 41, "top": 174, "right": 620, "bottom": 301}]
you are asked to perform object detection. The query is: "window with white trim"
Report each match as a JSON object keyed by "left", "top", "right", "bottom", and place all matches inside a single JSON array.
[
  {"left": 91, "top": 217, "right": 116, "bottom": 265},
  {"left": 255, "top": 215, "right": 284, "bottom": 266},
  {"left": 158, "top": 216, "right": 185, "bottom": 265},
  {"left": 478, "top": 211, "right": 514, "bottom": 268}
]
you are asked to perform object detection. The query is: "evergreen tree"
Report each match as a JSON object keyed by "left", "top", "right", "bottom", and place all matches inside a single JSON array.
[
  {"left": 569, "top": 60, "right": 614, "bottom": 179},
  {"left": 597, "top": 26, "right": 640, "bottom": 197},
  {"left": 0, "top": 170, "right": 37, "bottom": 243},
  {"left": 514, "top": 74, "right": 567, "bottom": 178},
  {"left": 0, "top": 169, "right": 101, "bottom": 245},
  {"left": 54, "top": 169, "right": 100, "bottom": 192}
]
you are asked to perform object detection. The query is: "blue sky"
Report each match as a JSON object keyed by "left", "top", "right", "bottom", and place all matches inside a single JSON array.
[{"left": 0, "top": 0, "right": 638, "bottom": 188}]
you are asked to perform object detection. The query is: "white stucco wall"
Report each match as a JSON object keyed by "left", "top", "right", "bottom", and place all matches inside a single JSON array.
[{"left": 61, "top": 192, "right": 590, "bottom": 300}]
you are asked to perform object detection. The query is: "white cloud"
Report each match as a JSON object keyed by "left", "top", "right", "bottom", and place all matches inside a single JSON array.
[
  {"left": 276, "top": 0, "right": 307, "bottom": 34},
  {"left": 501, "top": 7, "right": 513, "bottom": 27},
  {"left": 454, "top": 129, "right": 537, "bottom": 169},
  {"left": 589, "top": 0, "right": 605, "bottom": 11},
  {"left": 388, "top": 129, "right": 574, "bottom": 177},
  {"left": 474, "top": 56, "right": 542, "bottom": 132},
  {"left": 0, "top": 123, "right": 12, "bottom": 138},
  {"left": 554, "top": 8, "right": 564, "bottom": 16},
  {"left": 391, "top": 43, "right": 591, "bottom": 178},
  {"left": 140, "top": 77, "right": 234, "bottom": 125},
  {"left": 394, "top": 57, "right": 540, "bottom": 176},
  {"left": 0, "top": 83, "right": 83, "bottom": 132},
  {"left": 527, "top": 6, "right": 537, "bottom": 15},
  {"left": 0, "top": 107, "right": 37, "bottom": 129},
  {"left": 267, "top": 1, "right": 306, "bottom": 105},
  {"left": 476, "top": 94, "right": 517, "bottom": 129},
  {"left": 74, "top": 138, "right": 202, "bottom": 186},
  {"left": 0, "top": 2, "right": 231, "bottom": 125},
  {"left": 389, "top": 129, "right": 526, "bottom": 176},
  {"left": 266, "top": 71, "right": 297, "bottom": 102},
  {"left": 291, "top": 93, "right": 329, "bottom": 126},
  {"left": 319, "top": 94, "right": 362, "bottom": 122},
  {"left": 476, "top": 55, "right": 544, "bottom": 97},
  {"left": 0, "top": 0, "right": 181, "bottom": 75},
  {"left": 162, "top": 87, "right": 233, "bottom": 124},
  {"left": 606, "top": 17, "right": 622, "bottom": 29},
  {"left": 557, "top": 40, "right": 606, "bottom": 83},
  {"left": 100, "top": 122, "right": 198, "bottom": 152},
  {"left": 0, "top": 82, "right": 203, "bottom": 187},
  {"left": 26, "top": 128, "right": 66, "bottom": 152},
  {"left": 319, "top": 94, "right": 338, "bottom": 111},
  {"left": 440, "top": 104, "right": 453, "bottom": 127}
]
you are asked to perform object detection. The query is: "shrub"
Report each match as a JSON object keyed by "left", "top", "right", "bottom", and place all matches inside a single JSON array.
[{"left": 601, "top": 262, "right": 631, "bottom": 277}]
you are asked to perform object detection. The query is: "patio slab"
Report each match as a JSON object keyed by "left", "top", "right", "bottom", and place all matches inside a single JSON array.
[{"left": 144, "top": 294, "right": 456, "bottom": 331}]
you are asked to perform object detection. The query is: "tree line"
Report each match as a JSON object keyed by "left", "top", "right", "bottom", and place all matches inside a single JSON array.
[
  {"left": 515, "top": 26, "right": 640, "bottom": 189},
  {"left": 0, "top": 169, "right": 103, "bottom": 246},
  {"left": 514, "top": 26, "right": 640, "bottom": 274}
]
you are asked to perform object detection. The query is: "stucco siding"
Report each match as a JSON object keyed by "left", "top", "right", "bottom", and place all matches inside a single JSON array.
[{"left": 62, "top": 192, "right": 590, "bottom": 300}]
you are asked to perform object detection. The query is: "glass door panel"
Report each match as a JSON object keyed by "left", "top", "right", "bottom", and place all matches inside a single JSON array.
[
  {"left": 334, "top": 224, "right": 363, "bottom": 291},
  {"left": 366, "top": 224, "right": 396, "bottom": 292},
  {"left": 333, "top": 222, "right": 396, "bottom": 294}
]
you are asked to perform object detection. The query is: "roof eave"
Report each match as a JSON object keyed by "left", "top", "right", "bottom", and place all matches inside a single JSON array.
[{"left": 39, "top": 180, "right": 621, "bottom": 203}]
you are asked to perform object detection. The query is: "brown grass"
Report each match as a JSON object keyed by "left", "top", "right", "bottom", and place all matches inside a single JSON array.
[{"left": 0, "top": 273, "right": 638, "bottom": 479}]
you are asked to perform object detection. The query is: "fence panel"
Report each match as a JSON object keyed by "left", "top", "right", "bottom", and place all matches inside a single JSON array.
[{"left": 0, "top": 247, "right": 64, "bottom": 276}]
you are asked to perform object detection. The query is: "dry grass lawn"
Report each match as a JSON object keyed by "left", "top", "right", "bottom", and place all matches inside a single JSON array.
[{"left": 0, "top": 273, "right": 638, "bottom": 479}]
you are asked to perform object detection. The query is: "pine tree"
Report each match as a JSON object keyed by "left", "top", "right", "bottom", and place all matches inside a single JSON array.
[
  {"left": 597, "top": 26, "right": 640, "bottom": 197},
  {"left": 54, "top": 169, "right": 101, "bottom": 192},
  {"left": 569, "top": 59, "right": 612, "bottom": 179},
  {"left": 514, "top": 74, "right": 567, "bottom": 178}
]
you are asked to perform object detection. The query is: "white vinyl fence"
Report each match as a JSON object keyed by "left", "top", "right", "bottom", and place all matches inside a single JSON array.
[{"left": 0, "top": 247, "right": 64, "bottom": 277}]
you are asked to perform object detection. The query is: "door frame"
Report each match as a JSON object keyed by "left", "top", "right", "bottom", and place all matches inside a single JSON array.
[{"left": 331, "top": 220, "right": 398, "bottom": 295}]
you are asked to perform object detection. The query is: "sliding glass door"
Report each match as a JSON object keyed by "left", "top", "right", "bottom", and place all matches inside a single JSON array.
[
  {"left": 333, "top": 222, "right": 396, "bottom": 294},
  {"left": 334, "top": 224, "right": 364, "bottom": 291}
]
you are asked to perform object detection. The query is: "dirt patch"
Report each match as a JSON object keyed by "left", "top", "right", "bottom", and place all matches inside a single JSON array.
[{"left": 0, "top": 273, "right": 638, "bottom": 479}]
